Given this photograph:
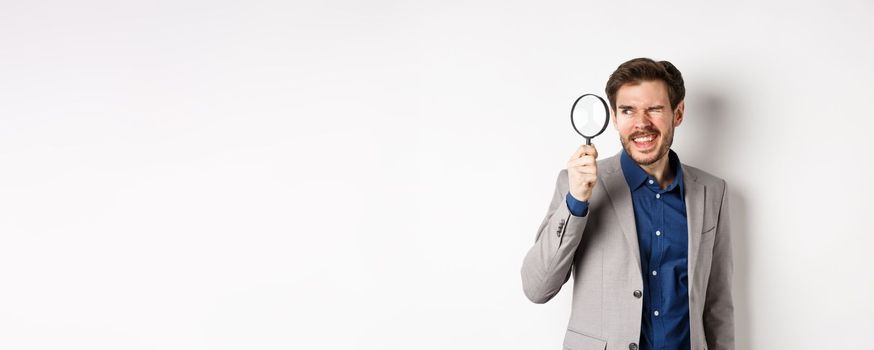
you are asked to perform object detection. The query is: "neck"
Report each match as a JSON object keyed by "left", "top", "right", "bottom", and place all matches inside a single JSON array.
[{"left": 639, "top": 153, "right": 674, "bottom": 189}]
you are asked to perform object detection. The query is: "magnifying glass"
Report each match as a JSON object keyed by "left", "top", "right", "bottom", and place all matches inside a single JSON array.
[{"left": 570, "top": 93, "right": 610, "bottom": 145}]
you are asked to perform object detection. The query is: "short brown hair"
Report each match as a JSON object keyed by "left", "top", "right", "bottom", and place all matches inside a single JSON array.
[{"left": 605, "top": 58, "right": 685, "bottom": 112}]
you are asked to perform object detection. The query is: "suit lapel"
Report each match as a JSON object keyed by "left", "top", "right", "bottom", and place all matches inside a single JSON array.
[
  {"left": 601, "top": 155, "right": 642, "bottom": 274},
  {"left": 600, "top": 155, "right": 707, "bottom": 279},
  {"left": 683, "top": 169, "right": 705, "bottom": 289}
]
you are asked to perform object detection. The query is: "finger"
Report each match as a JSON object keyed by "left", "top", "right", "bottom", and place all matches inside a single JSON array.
[
  {"left": 568, "top": 163, "right": 597, "bottom": 175},
  {"left": 569, "top": 144, "right": 588, "bottom": 160},
  {"left": 579, "top": 174, "right": 597, "bottom": 184},
  {"left": 574, "top": 174, "right": 597, "bottom": 188},
  {"left": 582, "top": 144, "right": 599, "bottom": 159},
  {"left": 567, "top": 155, "right": 597, "bottom": 167}
]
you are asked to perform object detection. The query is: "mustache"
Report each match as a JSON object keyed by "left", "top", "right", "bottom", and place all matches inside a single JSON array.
[{"left": 628, "top": 128, "right": 660, "bottom": 139}]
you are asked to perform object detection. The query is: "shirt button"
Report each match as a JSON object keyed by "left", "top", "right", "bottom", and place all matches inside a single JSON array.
[
  {"left": 655, "top": 193, "right": 661, "bottom": 199},
  {"left": 652, "top": 270, "right": 657, "bottom": 276},
  {"left": 654, "top": 310, "right": 660, "bottom": 316},
  {"left": 655, "top": 230, "right": 661, "bottom": 236},
  {"left": 629, "top": 343, "right": 639, "bottom": 350},
  {"left": 648, "top": 179, "right": 654, "bottom": 185},
  {"left": 633, "top": 290, "right": 642, "bottom": 298}
]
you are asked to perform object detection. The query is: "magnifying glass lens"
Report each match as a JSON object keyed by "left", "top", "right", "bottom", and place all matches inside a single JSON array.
[{"left": 571, "top": 95, "right": 610, "bottom": 142}]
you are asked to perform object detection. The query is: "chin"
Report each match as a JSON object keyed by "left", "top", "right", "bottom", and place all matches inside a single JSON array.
[
  {"left": 632, "top": 153, "right": 660, "bottom": 166},
  {"left": 625, "top": 144, "right": 666, "bottom": 166}
]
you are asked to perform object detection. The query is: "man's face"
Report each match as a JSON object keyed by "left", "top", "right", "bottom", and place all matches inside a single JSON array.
[{"left": 612, "top": 80, "right": 684, "bottom": 167}]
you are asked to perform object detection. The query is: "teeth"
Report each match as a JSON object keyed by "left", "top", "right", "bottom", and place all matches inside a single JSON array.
[{"left": 633, "top": 135, "right": 654, "bottom": 142}]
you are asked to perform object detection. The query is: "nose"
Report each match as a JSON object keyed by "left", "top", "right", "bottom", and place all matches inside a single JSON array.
[{"left": 632, "top": 111, "right": 653, "bottom": 129}]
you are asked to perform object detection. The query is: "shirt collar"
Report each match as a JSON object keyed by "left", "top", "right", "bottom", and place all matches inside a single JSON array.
[{"left": 620, "top": 147, "right": 685, "bottom": 196}]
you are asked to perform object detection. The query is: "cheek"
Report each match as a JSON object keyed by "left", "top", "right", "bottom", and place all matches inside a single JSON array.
[
  {"left": 617, "top": 123, "right": 634, "bottom": 135},
  {"left": 660, "top": 120, "right": 674, "bottom": 133}
]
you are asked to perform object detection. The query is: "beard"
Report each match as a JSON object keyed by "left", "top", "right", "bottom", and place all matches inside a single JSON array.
[{"left": 620, "top": 126, "right": 674, "bottom": 166}]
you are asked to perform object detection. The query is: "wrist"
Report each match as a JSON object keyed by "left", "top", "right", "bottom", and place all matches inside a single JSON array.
[{"left": 565, "top": 192, "right": 590, "bottom": 217}]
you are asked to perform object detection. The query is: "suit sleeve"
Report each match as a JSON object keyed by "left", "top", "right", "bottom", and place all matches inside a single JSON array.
[
  {"left": 520, "top": 169, "right": 589, "bottom": 304},
  {"left": 704, "top": 180, "right": 736, "bottom": 349}
]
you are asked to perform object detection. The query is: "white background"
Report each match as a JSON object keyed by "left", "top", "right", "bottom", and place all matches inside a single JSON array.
[{"left": 1, "top": 1, "right": 873, "bottom": 349}]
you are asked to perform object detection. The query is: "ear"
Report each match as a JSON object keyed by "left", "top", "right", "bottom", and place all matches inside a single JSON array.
[{"left": 673, "top": 100, "right": 685, "bottom": 127}]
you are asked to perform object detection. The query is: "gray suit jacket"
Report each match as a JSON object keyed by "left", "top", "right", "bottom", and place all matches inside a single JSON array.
[{"left": 521, "top": 153, "right": 734, "bottom": 350}]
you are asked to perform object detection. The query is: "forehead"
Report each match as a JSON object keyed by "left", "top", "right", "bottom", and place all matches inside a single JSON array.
[{"left": 616, "top": 80, "right": 670, "bottom": 106}]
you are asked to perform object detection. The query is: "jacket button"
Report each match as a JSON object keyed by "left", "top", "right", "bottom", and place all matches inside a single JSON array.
[
  {"left": 629, "top": 343, "right": 638, "bottom": 350},
  {"left": 633, "top": 290, "right": 642, "bottom": 298}
]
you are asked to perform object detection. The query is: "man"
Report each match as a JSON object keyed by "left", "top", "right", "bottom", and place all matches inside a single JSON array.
[{"left": 521, "top": 58, "right": 734, "bottom": 350}]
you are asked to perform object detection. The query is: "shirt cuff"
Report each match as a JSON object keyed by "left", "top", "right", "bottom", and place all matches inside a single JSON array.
[{"left": 565, "top": 192, "right": 589, "bottom": 217}]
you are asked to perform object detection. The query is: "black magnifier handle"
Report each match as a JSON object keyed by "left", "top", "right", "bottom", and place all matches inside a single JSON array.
[{"left": 585, "top": 137, "right": 592, "bottom": 145}]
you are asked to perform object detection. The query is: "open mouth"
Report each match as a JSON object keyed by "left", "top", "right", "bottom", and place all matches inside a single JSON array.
[{"left": 631, "top": 133, "right": 658, "bottom": 150}]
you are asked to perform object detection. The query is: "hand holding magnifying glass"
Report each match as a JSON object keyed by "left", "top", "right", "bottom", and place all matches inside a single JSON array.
[{"left": 567, "top": 93, "right": 610, "bottom": 202}]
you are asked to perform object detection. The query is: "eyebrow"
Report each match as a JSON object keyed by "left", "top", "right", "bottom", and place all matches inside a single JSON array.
[{"left": 617, "top": 105, "right": 666, "bottom": 110}]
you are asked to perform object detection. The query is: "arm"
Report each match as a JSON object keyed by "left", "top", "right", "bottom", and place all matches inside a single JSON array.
[
  {"left": 520, "top": 170, "right": 589, "bottom": 303},
  {"left": 704, "top": 180, "right": 735, "bottom": 349}
]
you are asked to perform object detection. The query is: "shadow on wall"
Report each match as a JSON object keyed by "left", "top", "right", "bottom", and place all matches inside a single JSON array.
[{"left": 684, "top": 88, "right": 752, "bottom": 350}]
